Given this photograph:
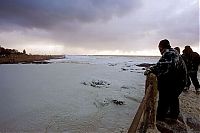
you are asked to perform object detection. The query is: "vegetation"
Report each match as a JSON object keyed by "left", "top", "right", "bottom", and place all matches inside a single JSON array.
[
  {"left": 0, "top": 46, "right": 25, "bottom": 57},
  {"left": 0, "top": 46, "right": 64, "bottom": 64}
]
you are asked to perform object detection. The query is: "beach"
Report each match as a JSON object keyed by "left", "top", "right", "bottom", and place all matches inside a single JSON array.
[{"left": 0, "top": 55, "right": 199, "bottom": 133}]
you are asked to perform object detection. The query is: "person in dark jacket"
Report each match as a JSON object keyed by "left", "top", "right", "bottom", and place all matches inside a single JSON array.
[
  {"left": 174, "top": 47, "right": 180, "bottom": 54},
  {"left": 182, "top": 46, "right": 200, "bottom": 94},
  {"left": 145, "top": 39, "right": 187, "bottom": 121}
]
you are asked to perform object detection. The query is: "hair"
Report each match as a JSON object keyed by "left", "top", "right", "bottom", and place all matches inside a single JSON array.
[
  {"left": 183, "top": 45, "right": 193, "bottom": 55},
  {"left": 174, "top": 47, "right": 180, "bottom": 54},
  {"left": 159, "top": 39, "right": 171, "bottom": 49}
]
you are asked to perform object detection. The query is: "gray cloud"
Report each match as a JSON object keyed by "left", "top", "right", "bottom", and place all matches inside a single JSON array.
[
  {"left": 0, "top": 0, "right": 140, "bottom": 29},
  {"left": 0, "top": 0, "right": 198, "bottom": 54}
]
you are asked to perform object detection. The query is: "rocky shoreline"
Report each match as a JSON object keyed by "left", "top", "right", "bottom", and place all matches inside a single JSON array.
[
  {"left": 0, "top": 54, "right": 65, "bottom": 64},
  {"left": 135, "top": 63, "right": 200, "bottom": 133},
  {"left": 179, "top": 89, "right": 200, "bottom": 132}
]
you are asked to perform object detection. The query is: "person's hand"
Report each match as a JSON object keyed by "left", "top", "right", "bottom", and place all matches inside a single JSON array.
[{"left": 144, "top": 69, "right": 151, "bottom": 75}]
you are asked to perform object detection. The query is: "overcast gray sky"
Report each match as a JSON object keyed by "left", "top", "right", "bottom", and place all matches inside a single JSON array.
[{"left": 0, "top": 0, "right": 199, "bottom": 55}]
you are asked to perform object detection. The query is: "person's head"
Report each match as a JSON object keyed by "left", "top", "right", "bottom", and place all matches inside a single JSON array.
[
  {"left": 183, "top": 45, "right": 193, "bottom": 55},
  {"left": 174, "top": 47, "right": 180, "bottom": 54},
  {"left": 158, "top": 39, "right": 171, "bottom": 54}
]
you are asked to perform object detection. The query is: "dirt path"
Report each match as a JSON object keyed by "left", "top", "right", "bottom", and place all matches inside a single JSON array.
[{"left": 179, "top": 89, "right": 200, "bottom": 133}]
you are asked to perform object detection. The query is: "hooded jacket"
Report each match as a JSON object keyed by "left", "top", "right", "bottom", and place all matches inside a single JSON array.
[{"left": 149, "top": 48, "right": 187, "bottom": 94}]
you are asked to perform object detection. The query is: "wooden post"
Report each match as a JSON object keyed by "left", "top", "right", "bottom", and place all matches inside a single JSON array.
[{"left": 143, "top": 73, "right": 158, "bottom": 132}]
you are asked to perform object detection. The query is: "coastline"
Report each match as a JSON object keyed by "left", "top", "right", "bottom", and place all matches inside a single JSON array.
[{"left": 0, "top": 54, "right": 65, "bottom": 64}]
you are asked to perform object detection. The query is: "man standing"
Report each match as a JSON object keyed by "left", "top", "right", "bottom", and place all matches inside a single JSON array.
[
  {"left": 145, "top": 39, "right": 187, "bottom": 121},
  {"left": 182, "top": 46, "right": 200, "bottom": 94}
]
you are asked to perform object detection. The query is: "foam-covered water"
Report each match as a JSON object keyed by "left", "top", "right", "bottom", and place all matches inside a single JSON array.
[
  {"left": 0, "top": 55, "right": 159, "bottom": 132},
  {"left": 50, "top": 55, "right": 159, "bottom": 65}
]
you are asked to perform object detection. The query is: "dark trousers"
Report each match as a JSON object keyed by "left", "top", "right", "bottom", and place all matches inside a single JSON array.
[
  {"left": 186, "top": 71, "right": 200, "bottom": 89},
  {"left": 156, "top": 90, "right": 180, "bottom": 120}
]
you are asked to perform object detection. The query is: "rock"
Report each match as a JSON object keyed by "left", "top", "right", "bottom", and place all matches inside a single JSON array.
[
  {"left": 136, "top": 63, "right": 155, "bottom": 68},
  {"left": 81, "top": 80, "right": 111, "bottom": 88},
  {"left": 112, "top": 100, "right": 125, "bottom": 105},
  {"left": 121, "top": 68, "right": 129, "bottom": 71}
]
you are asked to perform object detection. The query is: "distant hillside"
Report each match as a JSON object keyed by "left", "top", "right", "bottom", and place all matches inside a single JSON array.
[{"left": 0, "top": 46, "right": 64, "bottom": 64}]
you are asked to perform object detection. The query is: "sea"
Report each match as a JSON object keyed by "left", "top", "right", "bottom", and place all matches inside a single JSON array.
[{"left": 0, "top": 55, "right": 159, "bottom": 132}]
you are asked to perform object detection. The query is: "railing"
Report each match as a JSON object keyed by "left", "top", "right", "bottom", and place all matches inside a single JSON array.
[{"left": 128, "top": 73, "right": 158, "bottom": 133}]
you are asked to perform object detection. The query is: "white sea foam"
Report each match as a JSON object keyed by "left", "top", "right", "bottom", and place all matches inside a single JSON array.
[
  {"left": 0, "top": 55, "right": 159, "bottom": 132},
  {"left": 50, "top": 55, "right": 159, "bottom": 65}
]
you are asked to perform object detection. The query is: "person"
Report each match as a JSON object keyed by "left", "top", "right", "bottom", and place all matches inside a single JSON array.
[
  {"left": 145, "top": 39, "right": 187, "bottom": 121},
  {"left": 182, "top": 46, "right": 200, "bottom": 94},
  {"left": 174, "top": 47, "right": 180, "bottom": 54}
]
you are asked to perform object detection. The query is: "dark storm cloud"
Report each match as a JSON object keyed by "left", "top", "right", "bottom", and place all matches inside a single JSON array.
[
  {"left": 0, "top": 0, "right": 198, "bottom": 54},
  {"left": 0, "top": 0, "right": 140, "bottom": 29}
]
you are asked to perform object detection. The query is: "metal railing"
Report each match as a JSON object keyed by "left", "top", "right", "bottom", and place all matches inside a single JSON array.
[{"left": 128, "top": 73, "right": 158, "bottom": 133}]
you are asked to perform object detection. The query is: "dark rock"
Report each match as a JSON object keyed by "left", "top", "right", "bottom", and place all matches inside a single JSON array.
[
  {"left": 81, "top": 80, "right": 111, "bottom": 88},
  {"left": 136, "top": 63, "right": 155, "bottom": 68},
  {"left": 121, "top": 68, "right": 129, "bottom": 71},
  {"left": 112, "top": 100, "right": 125, "bottom": 105}
]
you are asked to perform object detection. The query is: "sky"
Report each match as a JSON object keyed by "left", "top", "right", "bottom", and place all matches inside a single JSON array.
[{"left": 0, "top": 0, "right": 199, "bottom": 55}]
